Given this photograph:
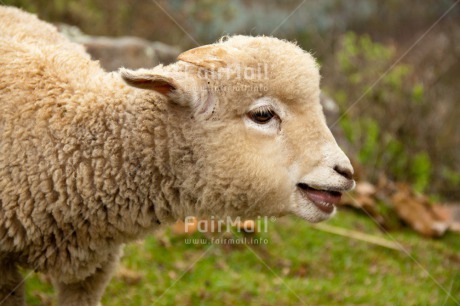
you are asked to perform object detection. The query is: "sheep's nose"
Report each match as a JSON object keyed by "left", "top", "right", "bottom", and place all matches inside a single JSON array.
[{"left": 333, "top": 164, "right": 353, "bottom": 180}]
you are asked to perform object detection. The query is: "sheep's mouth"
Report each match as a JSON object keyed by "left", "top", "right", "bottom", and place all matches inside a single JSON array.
[{"left": 296, "top": 183, "right": 342, "bottom": 214}]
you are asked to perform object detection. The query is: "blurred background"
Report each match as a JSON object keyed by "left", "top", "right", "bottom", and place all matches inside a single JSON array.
[{"left": 3, "top": 0, "right": 460, "bottom": 305}]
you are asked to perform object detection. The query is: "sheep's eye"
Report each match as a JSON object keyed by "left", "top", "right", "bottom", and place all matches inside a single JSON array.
[{"left": 248, "top": 107, "right": 276, "bottom": 124}]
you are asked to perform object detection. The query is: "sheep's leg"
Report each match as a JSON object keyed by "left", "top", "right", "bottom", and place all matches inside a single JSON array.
[
  {"left": 54, "top": 248, "right": 122, "bottom": 306},
  {"left": 0, "top": 259, "right": 26, "bottom": 306}
]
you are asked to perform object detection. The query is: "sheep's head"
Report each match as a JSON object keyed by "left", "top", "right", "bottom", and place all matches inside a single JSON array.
[{"left": 121, "top": 35, "right": 355, "bottom": 223}]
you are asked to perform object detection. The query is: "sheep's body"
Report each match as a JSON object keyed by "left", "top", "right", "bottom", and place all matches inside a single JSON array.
[
  {"left": 0, "top": 7, "right": 172, "bottom": 304},
  {"left": 0, "top": 6, "right": 354, "bottom": 306}
]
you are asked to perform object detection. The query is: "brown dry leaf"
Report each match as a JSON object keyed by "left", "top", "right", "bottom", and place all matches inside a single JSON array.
[
  {"left": 340, "top": 181, "right": 388, "bottom": 226},
  {"left": 356, "top": 181, "right": 377, "bottom": 196},
  {"left": 336, "top": 169, "right": 457, "bottom": 237},
  {"left": 430, "top": 204, "right": 452, "bottom": 222},
  {"left": 450, "top": 205, "right": 460, "bottom": 233},
  {"left": 340, "top": 181, "right": 377, "bottom": 208},
  {"left": 391, "top": 183, "right": 449, "bottom": 237}
]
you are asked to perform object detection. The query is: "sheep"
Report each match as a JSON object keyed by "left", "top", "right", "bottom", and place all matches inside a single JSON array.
[{"left": 0, "top": 6, "right": 355, "bottom": 306}]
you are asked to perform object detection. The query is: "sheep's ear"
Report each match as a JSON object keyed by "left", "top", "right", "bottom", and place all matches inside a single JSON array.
[
  {"left": 178, "top": 45, "right": 239, "bottom": 70},
  {"left": 120, "top": 68, "right": 178, "bottom": 95},
  {"left": 120, "top": 68, "right": 214, "bottom": 115}
]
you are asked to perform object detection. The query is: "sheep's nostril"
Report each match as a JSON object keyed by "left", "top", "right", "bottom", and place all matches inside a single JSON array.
[{"left": 333, "top": 165, "right": 353, "bottom": 180}]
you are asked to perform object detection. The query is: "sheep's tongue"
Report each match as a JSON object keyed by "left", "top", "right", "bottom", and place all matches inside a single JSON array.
[
  {"left": 303, "top": 189, "right": 341, "bottom": 213},
  {"left": 305, "top": 189, "right": 341, "bottom": 204}
]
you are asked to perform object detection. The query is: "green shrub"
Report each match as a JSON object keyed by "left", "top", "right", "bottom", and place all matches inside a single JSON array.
[{"left": 325, "top": 32, "right": 445, "bottom": 194}]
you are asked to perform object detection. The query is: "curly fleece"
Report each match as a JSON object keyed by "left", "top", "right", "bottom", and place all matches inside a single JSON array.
[{"left": 0, "top": 5, "right": 351, "bottom": 306}]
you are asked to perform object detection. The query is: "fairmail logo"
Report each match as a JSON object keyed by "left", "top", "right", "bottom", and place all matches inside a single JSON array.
[{"left": 183, "top": 215, "right": 273, "bottom": 233}]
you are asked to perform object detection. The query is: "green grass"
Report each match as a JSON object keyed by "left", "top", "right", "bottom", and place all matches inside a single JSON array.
[{"left": 24, "top": 210, "right": 460, "bottom": 305}]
